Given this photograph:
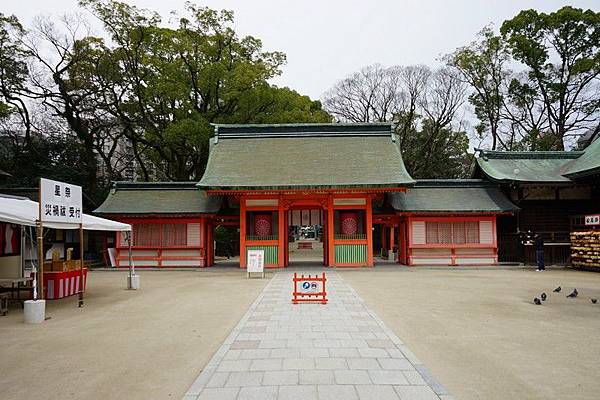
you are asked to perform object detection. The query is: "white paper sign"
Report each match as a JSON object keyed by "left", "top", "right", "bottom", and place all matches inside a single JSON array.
[
  {"left": 247, "top": 250, "right": 265, "bottom": 273},
  {"left": 40, "top": 178, "right": 83, "bottom": 223},
  {"left": 584, "top": 215, "right": 600, "bottom": 226}
]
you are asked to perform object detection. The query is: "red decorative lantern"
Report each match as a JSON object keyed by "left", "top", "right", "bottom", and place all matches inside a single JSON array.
[
  {"left": 340, "top": 212, "right": 358, "bottom": 235},
  {"left": 254, "top": 214, "right": 272, "bottom": 236}
]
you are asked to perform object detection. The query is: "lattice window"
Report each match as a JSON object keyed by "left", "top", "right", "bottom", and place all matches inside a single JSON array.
[
  {"left": 133, "top": 224, "right": 161, "bottom": 246},
  {"left": 132, "top": 223, "right": 187, "bottom": 246},
  {"left": 162, "top": 224, "right": 187, "bottom": 246},
  {"left": 453, "top": 221, "right": 466, "bottom": 244},
  {"left": 425, "top": 222, "right": 439, "bottom": 243},
  {"left": 439, "top": 222, "right": 452, "bottom": 244},
  {"left": 466, "top": 221, "right": 480, "bottom": 243},
  {"left": 424, "top": 221, "right": 481, "bottom": 244}
]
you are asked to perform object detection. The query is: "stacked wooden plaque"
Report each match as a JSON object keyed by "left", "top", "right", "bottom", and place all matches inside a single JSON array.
[{"left": 571, "top": 230, "right": 600, "bottom": 270}]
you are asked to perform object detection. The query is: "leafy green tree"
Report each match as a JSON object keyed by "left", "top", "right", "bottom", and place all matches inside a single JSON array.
[
  {"left": 0, "top": 14, "right": 31, "bottom": 138},
  {"left": 78, "top": 0, "right": 330, "bottom": 181},
  {"left": 448, "top": 26, "right": 509, "bottom": 150},
  {"left": 501, "top": 6, "right": 600, "bottom": 149}
]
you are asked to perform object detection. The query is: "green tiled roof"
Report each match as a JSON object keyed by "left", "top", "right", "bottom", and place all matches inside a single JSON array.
[
  {"left": 390, "top": 180, "right": 518, "bottom": 213},
  {"left": 475, "top": 149, "right": 583, "bottom": 183},
  {"left": 94, "top": 182, "right": 222, "bottom": 215},
  {"left": 197, "top": 123, "right": 415, "bottom": 190},
  {"left": 564, "top": 137, "right": 600, "bottom": 178}
]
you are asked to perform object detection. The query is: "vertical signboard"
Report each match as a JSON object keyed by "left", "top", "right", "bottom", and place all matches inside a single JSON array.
[{"left": 247, "top": 249, "right": 265, "bottom": 278}]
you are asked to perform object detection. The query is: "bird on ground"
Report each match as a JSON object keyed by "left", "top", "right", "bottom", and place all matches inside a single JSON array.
[
  {"left": 567, "top": 289, "right": 578, "bottom": 298},
  {"left": 534, "top": 298, "right": 542, "bottom": 305},
  {"left": 553, "top": 286, "right": 561, "bottom": 293},
  {"left": 541, "top": 293, "right": 547, "bottom": 301},
  {"left": 591, "top": 298, "right": 597, "bottom": 304}
]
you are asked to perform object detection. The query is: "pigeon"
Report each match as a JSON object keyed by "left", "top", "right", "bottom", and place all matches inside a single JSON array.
[
  {"left": 591, "top": 298, "right": 597, "bottom": 304},
  {"left": 553, "top": 286, "right": 561, "bottom": 293},
  {"left": 534, "top": 298, "right": 542, "bottom": 305},
  {"left": 566, "top": 289, "right": 578, "bottom": 298},
  {"left": 541, "top": 293, "right": 547, "bottom": 301}
]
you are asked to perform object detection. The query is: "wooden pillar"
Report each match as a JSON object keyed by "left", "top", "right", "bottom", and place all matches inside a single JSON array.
[
  {"left": 327, "top": 195, "right": 335, "bottom": 267},
  {"left": 389, "top": 226, "right": 395, "bottom": 252},
  {"left": 381, "top": 225, "right": 387, "bottom": 252},
  {"left": 366, "top": 196, "right": 374, "bottom": 267},
  {"left": 240, "top": 198, "right": 246, "bottom": 268},
  {"left": 207, "top": 221, "right": 214, "bottom": 266},
  {"left": 277, "top": 198, "right": 285, "bottom": 267},
  {"left": 200, "top": 217, "right": 207, "bottom": 267},
  {"left": 323, "top": 209, "right": 328, "bottom": 266}
]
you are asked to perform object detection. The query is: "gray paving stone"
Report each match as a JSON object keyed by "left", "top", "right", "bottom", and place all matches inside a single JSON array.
[
  {"left": 299, "top": 369, "right": 335, "bottom": 385},
  {"left": 278, "top": 385, "right": 318, "bottom": 400},
  {"left": 317, "top": 384, "right": 359, "bottom": 400},
  {"left": 356, "top": 384, "right": 401, "bottom": 400},
  {"left": 315, "top": 357, "right": 348, "bottom": 370},
  {"left": 358, "top": 348, "right": 389, "bottom": 358},
  {"left": 239, "top": 349, "right": 272, "bottom": 360},
  {"left": 366, "top": 339, "right": 395, "bottom": 348},
  {"left": 328, "top": 348, "right": 360, "bottom": 358},
  {"left": 378, "top": 357, "right": 415, "bottom": 370},
  {"left": 299, "top": 347, "right": 329, "bottom": 358},
  {"left": 237, "top": 386, "right": 278, "bottom": 400},
  {"left": 334, "top": 369, "right": 372, "bottom": 385},
  {"left": 223, "top": 350, "right": 242, "bottom": 360},
  {"left": 369, "top": 370, "right": 410, "bottom": 385},
  {"left": 347, "top": 357, "right": 380, "bottom": 370},
  {"left": 183, "top": 271, "right": 449, "bottom": 400},
  {"left": 206, "top": 372, "right": 229, "bottom": 388},
  {"left": 230, "top": 340, "right": 260, "bottom": 350},
  {"left": 249, "top": 358, "right": 283, "bottom": 371},
  {"left": 282, "top": 357, "right": 315, "bottom": 370},
  {"left": 197, "top": 387, "right": 239, "bottom": 400},
  {"left": 403, "top": 370, "right": 427, "bottom": 385},
  {"left": 224, "top": 371, "right": 263, "bottom": 387},
  {"left": 262, "top": 370, "right": 299, "bottom": 386},
  {"left": 394, "top": 385, "right": 441, "bottom": 400},
  {"left": 216, "top": 359, "right": 252, "bottom": 372}
]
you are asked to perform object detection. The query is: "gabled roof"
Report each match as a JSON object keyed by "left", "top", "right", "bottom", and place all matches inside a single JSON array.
[
  {"left": 564, "top": 136, "right": 600, "bottom": 179},
  {"left": 197, "top": 123, "right": 415, "bottom": 191},
  {"left": 390, "top": 180, "right": 518, "bottom": 213},
  {"left": 475, "top": 149, "right": 583, "bottom": 183},
  {"left": 94, "top": 182, "right": 222, "bottom": 215}
]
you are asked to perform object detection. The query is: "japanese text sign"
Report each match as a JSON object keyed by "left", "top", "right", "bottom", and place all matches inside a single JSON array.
[{"left": 40, "top": 178, "right": 83, "bottom": 223}]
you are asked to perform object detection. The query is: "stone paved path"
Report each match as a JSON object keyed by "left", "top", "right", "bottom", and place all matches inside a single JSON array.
[{"left": 183, "top": 271, "right": 453, "bottom": 400}]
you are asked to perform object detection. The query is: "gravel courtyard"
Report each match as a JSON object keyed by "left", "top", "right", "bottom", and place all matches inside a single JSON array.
[
  {"left": 0, "top": 270, "right": 268, "bottom": 400},
  {"left": 1, "top": 267, "right": 599, "bottom": 400},
  {"left": 340, "top": 267, "right": 600, "bottom": 400}
]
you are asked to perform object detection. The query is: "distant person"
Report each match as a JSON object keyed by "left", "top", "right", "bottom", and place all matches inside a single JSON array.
[{"left": 534, "top": 233, "right": 545, "bottom": 271}]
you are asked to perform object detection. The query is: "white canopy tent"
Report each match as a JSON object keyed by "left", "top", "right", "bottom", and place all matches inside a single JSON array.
[
  {"left": 0, "top": 194, "right": 131, "bottom": 231},
  {"left": 1, "top": 194, "right": 135, "bottom": 301}
]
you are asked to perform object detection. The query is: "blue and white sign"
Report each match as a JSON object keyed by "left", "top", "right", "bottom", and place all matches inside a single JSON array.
[{"left": 299, "top": 281, "right": 319, "bottom": 293}]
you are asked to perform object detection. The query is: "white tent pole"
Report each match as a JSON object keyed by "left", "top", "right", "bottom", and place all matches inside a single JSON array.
[{"left": 128, "top": 232, "right": 134, "bottom": 279}]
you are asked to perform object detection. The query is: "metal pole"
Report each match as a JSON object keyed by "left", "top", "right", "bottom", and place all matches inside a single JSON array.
[
  {"left": 37, "top": 181, "right": 44, "bottom": 300},
  {"left": 127, "top": 232, "right": 134, "bottom": 280},
  {"left": 78, "top": 223, "right": 84, "bottom": 307}
]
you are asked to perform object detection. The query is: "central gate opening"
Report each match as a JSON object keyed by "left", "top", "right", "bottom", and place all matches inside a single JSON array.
[{"left": 287, "top": 208, "right": 324, "bottom": 267}]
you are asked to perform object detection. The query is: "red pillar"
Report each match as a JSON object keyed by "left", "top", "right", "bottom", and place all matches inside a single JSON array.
[
  {"left": 390, "top": 226, "right": 395, "bottom": 254},
  {"left": 240, "top": 198, "right": 246, "bottom": 268},
  {"left": 327, "top": 195, "right": 335, "bottom": 267},
  {"left": 277, "top": 199, "right": 285, "bottom": 267},
  {"left": 200, "top": 217, "right": 207, "bottom": 267},
  {"left": 366, "top": 196, "right": 374, "bottom": 267}
]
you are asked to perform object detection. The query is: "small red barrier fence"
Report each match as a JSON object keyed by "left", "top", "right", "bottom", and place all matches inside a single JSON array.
[{"left": 292, "top": 272, "right": 328, "bottom": 304}]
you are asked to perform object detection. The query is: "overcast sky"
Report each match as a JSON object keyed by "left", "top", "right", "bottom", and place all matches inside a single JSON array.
[{"left": 4, "top": 0, "right": 598, "bottom": 100}]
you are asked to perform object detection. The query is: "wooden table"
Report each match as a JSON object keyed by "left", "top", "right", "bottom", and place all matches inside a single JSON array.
[{"left": 0, "top": 277, "right": 33, "bottom": 303}]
